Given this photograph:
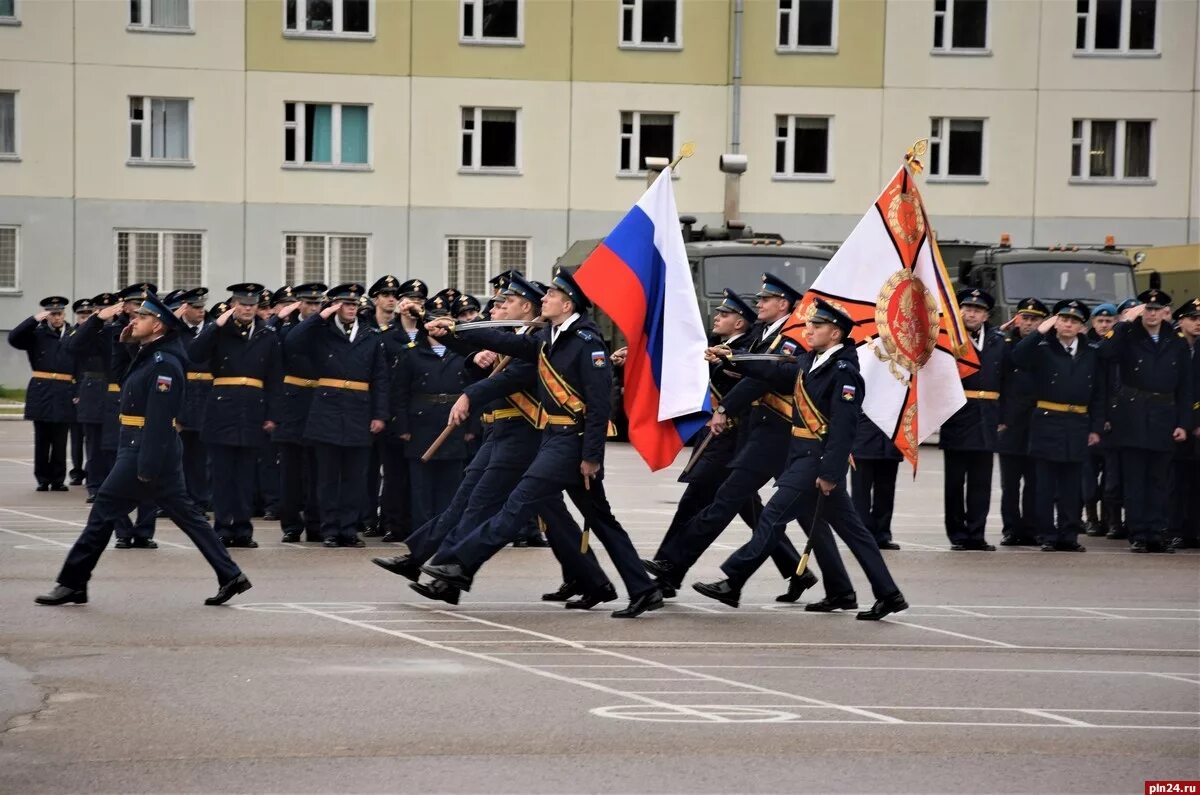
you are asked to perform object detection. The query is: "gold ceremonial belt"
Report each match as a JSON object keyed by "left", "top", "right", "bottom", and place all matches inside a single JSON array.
[
  {"left": 1193, "top": 401, "right": 1200, "bottom": 410},
  {"left": 213, "top": 377, "right": 264, "bottom": 389},
  {"left": 491, "top": 408, "right": 524, "bottom": 420},
  {"left": 283, "top": 375, "right": 317, "bottom": 388},
  {"left": 107, "top": 383, "right": 121, "bottom": 393},
  {"left": 966, "top": 390, "right": 1000, "bottom": 400},
  {"left": 119, "top": 414, "right": 145, "bottom": 427},
  {"left": 1036, "top": 400, "right": 1088, "bottom": 414},
  {"left": 187, "top": 372, "right": 214, "bottom": 381},
  {"left": 317, "top": 378, "right": 370, "bottom": 391},
  {"left": 791, "top": 426, "right": 822, "bottom": 440},
  {"left": 540, "top": 414, "right": 577, "bottom": 427},
  {"left": 481, "top": 412, "right": 495, "bottom": 424},
  {"left": 32, "top": 371, "right": 74, "bottom": 382}
]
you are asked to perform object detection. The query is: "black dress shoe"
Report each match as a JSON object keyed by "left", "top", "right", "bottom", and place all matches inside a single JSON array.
[
  {"left": 35, "top": 585, "right": 88, "bottom": 605},
  {"left": 362, "top": 526, "right": 386, "bottom": 537},
  {"left": 692, "top": 579, "right": 740, "bottom": 608},
  {"left": 50, "top": 484, "right": 69, "bottom": 492},
  {"left": 856, "top": 592, "right": 909, "bottom": 621},
  {"left": 522, "top": 534, "right": 550, "bottom": 548},
  {"left": 230, "top": 538, "right": 259, "bottom": 548},
  {"left": 372, "top": 555, "right": 422, "bottom": 582},
  {"left": 380, "top": 531, "right": 407, "bottom": 543},
  {"left": 409, "top": 580, "right": 461, "bottom": 605},
  {"left": 420, "top": 562, "right": 473, "bottom": 591},
  {"left": 1085, "top": 524, "right": 1107, "bottom": 537},
  {"left": 1040, "top": 543, "right": 1057, "bottom": 551},
  {"left": 1129, "top": 540, "right": 1150, "bottom": 553},
  {"left": 262, "top": 511, "right": 279, "bottom": 522},
  {"left": 658, "top": 581, "right": 677, "bottom": 599},
  {"left": 1146, "top": 540, "right": 1175, "bottom": 554},
  {"left": 1055, "top": 541, "right": 1086, "bottom": 552},
  {"left": 322, "top": 538, "right": 340, "bottom": 548},
  {"left": 966, "top": 539, "right": 996, "bottom": 551},
  {"left": 642, "top": 558, "right": 675, "bottom": 579},
  {"left": 776, "top": 569, "right": 818, "bottom": 603},
  {"left": 511, "top": 538, "right": 529, "bottom": 548},
  {"left": 85, "top": 494, "right": 96, "bottom": 504},
  {"left": 205, "top": 573, "right": 253, "bottom": 605},
  {"left": 131, "top": 538, "right": 158, "bottom": 549},
  {"left": 114, "top": 538, "right": 133, "bottom": 549},
  {"left": 877, "top": 540, "right": 901, "bottom": 550},
  {"left": 35, "top": 484, "right": 49, "bottom": 492},
  {"left": 999, "top": 534, "right": 1021, "bottom": 546},
  {"left": 566, "top": 585, "right": 619, "bottom": 610},
  {"left": 339, "top": 537, "right": 366, "bottom": 548},
  {"left": 804, "top": 593, "right": 858, "bottom": 612},
  {"left": 611, "top": 589, "right": 663, "bottom": 618},
  {"left": 1106, "top": 526, "right": 1129, "bottom": 540},
  {"left": 305, "top": 533, "right": 323, "bottom": 543},
  {"left": 542, "top": 582, "right": 582, "bottom": 601},
  {"left": 281, "top": 531, "right": 302, "bottom": 543},
  {"left": 68, "top": 476, "right": 84, "bottom": 486}
]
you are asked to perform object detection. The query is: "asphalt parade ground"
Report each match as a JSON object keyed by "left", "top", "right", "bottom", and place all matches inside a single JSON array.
[{"left": 1, "top": 422, "right": 1197, "bottom": 794}]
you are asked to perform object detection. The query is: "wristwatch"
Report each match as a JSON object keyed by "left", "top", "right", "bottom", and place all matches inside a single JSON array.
[{"left": 715, "top": 406, "right": 727, "bottom": 415}]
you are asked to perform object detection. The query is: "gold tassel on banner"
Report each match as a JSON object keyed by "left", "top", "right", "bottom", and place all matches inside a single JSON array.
[{"left": 904, "top": 138, "right": 928, "bottom": 175}]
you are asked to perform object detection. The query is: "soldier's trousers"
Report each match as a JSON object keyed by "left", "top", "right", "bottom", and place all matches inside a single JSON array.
[
  {"left": 69, "top": 423, "right": 85, "bottom": 482},
  {"left": 179, "top": 430, "right": 210, "bottom": 509},
  {"left": 942, "top": 450, "right": 993, "bottom": 544},
  {"left": 447, "top": 475, "right": 657, "bottom": 599},
  {"left": 1102, "top": 448, "right": 1124, "bottom": 524},
  {"left": 1120, "top": 448, "right": 1171, "bottom": 541},
  {"left": 1168, "top": 455, "right": 1200, "bottom": 544},
  {"left": 314, "top": 443, "right": 368, "bottom": 542},
  {"left": 659, "top": 466, "right": 801, "bottom": 589},
  {"left": 850, "top": 458, "right": 900, "bottom": 545},
  {"left": 81, "top": 422, "right": 104, "bottom": 495},
  {"left": 278, "top": 442, "right": 320, "bottom": 537},
  {"left": 56, "top": 450, "right": 241, "bottom": 590},
  {"left": 209, "top": 444, "right": 257, "bottom": 542},
  {"left": 1033, "top": 458, "right": 1084, "bottom": 545},
  {"left": 653, "top": 475, "right": 762, "bottom": 564},
  {"left": 721, "top": 457, "right": 899, "bottom": 601},
  {"left": 32, "top": 421, "right": 68, "bottom": 488},
  {"left": 379, "top": 438, "right": 410, "bottom": 534},
  {"left": 998, "top": 453, "right": 1037, "bottom": 539},
  {"left": 92, "top": 447, "right": 156, "bottom": 539},
  {"left": 1081, "top": 450, "right": 1104, "bottom": 510},
  {"left": 409, "top": 458, "right": 464, "bottom": 531}
]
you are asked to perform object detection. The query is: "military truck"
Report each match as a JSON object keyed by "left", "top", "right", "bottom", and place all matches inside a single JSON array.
[
  {"left": 1131, "top": 244, "right": 1200, "bottom": 307},
  {"left": 958, "top": 235, "right": 1138, "bottom": 323}
]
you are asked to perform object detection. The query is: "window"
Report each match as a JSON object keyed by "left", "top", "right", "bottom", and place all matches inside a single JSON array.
[
  {"left": 283, "top": 102, "right": 370, "bottom": 168},
  {"left": 777, "top": 0, "right": 835, "bottom": 50},
  {"left": 620, "top": 0, "right": 679, "bottom": 48},
  {"left": 285, "top": 0, "right": 372, "bottom": 36},
  {"left": 619, "top": 111, "right": 674, "bottom": 174},
  {"left": 0, "top": 91, "right": 15, "bottom": 157},
  {"left": 773, "top": 115, "right": 831, "bottom": 178},
  {"left": 129, "top": 0, "right": 191, "bottom": 30},
  {"left": 928, "top": 117, "right": 985, "bottom": 179},
  {"left": 283, "top": 234, "right": 369, "bottom": 285},
  {"left": 0, "top": 226, "right": 17, "bottom": 290},
  {"left": 461, "top": 0, "right": 520, "bottom": 42},
  {"left": 115, "top": 230, "right": 204, "bottom": 290},
  {"left": 1075, "top": 0, "right": 1156, "bottom": 52},
  {"left": 933, "top": 0, "right": 987, "bottom": 50},
  {"left": 1071, "top": 119, "right": 1153, "bottom": 181},
  {"left": 460, "top": 107, "right": 518, "bottom": 171},
  {"left": 128, "top": 96, "right": 190, "bottom": 164},
  {"left": 445, "top": 238, "right": 528, "bottom": 296},
  {"left": 0, "top": 0, "right": 17, "bottom": 22}
]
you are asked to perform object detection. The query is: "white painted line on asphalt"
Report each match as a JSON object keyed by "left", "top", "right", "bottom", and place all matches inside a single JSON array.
[
  {"left": 582, "top": 677, "right": 709, "bottom": 682},
  {"left": 0, "top": 525, "right": 72, "bottom": 547},
  {"left": 1019, "top": 708, "right": 1097, "bottom": 727},
  {"left": 942, "top": 606, "right": 990, "bottom": 617},
  {"left": 578, "top": 640, "right": 1199, "bottom": 654},
  {"left": 677, "top": 602, "right": 724, "bottom": 614},
  {"left": 681, "top": 664, "right": 1200, "bottom": 680},
  {"left": 1074, "top": 608, "right": 1130, "bottom": 619},
  {"left": 0, "top": 506, "right": 195, "bottom": 550},
  {"left": 1145, "top": 673, "right": 1200, "bottom": 685},
  {"left": 883, "top": 619, "right": 1020, "bottom": 648}
]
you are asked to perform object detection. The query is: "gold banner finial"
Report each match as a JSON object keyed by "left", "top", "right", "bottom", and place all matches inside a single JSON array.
[
  {"left": 904, "top": 139, "right": 928, "bottom": 175},
  {"left": 669, "top": 141, "right": 696, "bottom": 170}
]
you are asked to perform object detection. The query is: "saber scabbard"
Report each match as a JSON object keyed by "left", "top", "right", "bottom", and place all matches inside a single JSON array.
[{"left": 796, "top": 492, "right": 826, "bottom": 576}]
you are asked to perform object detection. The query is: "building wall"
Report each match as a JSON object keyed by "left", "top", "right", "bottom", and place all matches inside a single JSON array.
[{"left": 244, "top": 0, "right": 410, "bottom": 75}]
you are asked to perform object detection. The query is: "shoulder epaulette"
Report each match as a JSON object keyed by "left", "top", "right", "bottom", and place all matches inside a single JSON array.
[
  {"left": 576, "top": 329, "right": 595, "bottom": 341},
  {"left": 153, "top": 352, "right": 163, "bottom": 362}
]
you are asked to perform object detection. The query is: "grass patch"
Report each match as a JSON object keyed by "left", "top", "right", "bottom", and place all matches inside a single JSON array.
[{"left": 0, "top": 386, "right": 27, "bottom": 402}]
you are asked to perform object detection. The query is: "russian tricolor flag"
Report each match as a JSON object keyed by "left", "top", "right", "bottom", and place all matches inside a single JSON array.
[{"left": 574, "top": 168, "right": 711, "bottom": 471}]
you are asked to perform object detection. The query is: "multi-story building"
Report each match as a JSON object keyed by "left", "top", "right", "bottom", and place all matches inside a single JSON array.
[{"left": 2, "top": 0, "right": 1197, "bottom": 383}]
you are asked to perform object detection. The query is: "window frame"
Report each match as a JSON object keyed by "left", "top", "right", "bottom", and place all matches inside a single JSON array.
[
  {"left": 617, "top": 110, "right": 678, "bottom": 177},
  {"left": 0, "top": 0, "right": 19, "bottom": 26},
  {"left": 776, "top": 0, "right": 839, "bottom": 54},
  {"left": 771, "top": 114, "right": 834, "bottom": 182},
  {"left": 443, "top": 236, "right": 530, "bottom": 296},
  {"left": 459, "top": 0, "right": 524, "bottom": 46},
  {"left": 930, "top": 0, "right": 991, "bottom": 55},
  {"left": 127, "top": 0, "right": 194, "bottom": 34},
  {"left": 283, "top": 0, "right": 376, "bottom": 40},
  {"left": 0, "top": 89, "right": 18, "bottom": 161},
  {"left": 926, "top": 116, "right": 988, "bottom": 183},
  {"left": 618, "top": 0, "right": 683, "bottom": 51},
  {"left": 113, "top": 229, "right": 207, "bottom": 291},
  {"left": 282, "top": 101, "right": 373, "bottom": 171},
  {"left": 1074, "top": 0, "right": 1159, "bottom": 56},
  {"left": 459, "top": 106, "right": 522, "bottom": 175},
  {"left": 281, "top": 232, "right": 372, "bottom": 286},
  {"left": 0, "top": 224, "right": 20, "bottom": 293},
  {"left": 1069, "top": 118, "right": 1156, "bottom": 184},
  {"left": 126, "top": 95, "right": 194, "bottom": 168}
]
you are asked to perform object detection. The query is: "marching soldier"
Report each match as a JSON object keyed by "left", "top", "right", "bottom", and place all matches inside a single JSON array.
[
  {"left": 995, "top": 298, "right": 1048, "bottom": 546},
  {"left": 287, "top": 283, "right": 390, "bottom": 548},
  {"left": 419, "top": 269, "right": 663, "bottom": 618},
  {"left": 1083, "top": 303, "right": 1118, "bottom": 537},
  {"left": 167, "top": 287, "right": 213, "bottom": 512},
  {"left": 8, "top": 296, "right": 76, "bottom": 491},
  {"left": 188, "top": 283, "right": 282, "bottom": 548},
  {"left": 940, "top": 288, "right": 1005, "bottom": 551},
  {"left": 1168, "top": 298, "right": 1200, "bottom": 549},
  {"left": 35, "top": 291, "right": 251, "bottom": 607},
  {"left": 1102, "top": 291, "right": 1193, "bottom": 553},
  {"left": 692, "top": 299, "right": 909, "bottom": 620},
  {"left": 850, "top": 417, "right": 904, "bottom": 550},
  {"left": 68, "top": 297, "right": 105, "bottom": 500},
  {"left": 1010, "top": 300, "right": 1106, "bottom": 551},
  {"left": 270, "top": 283, "right": 326, "bottom": 543}
]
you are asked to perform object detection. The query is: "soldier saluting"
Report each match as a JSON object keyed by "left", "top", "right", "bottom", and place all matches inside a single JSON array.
[{"left": 35, "top": 292, "right": 251, "bottom": 607}]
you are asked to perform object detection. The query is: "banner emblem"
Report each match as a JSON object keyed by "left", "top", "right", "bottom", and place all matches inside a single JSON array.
[{"left": 872, "top": 269, "right": 939, "bottom": 383}]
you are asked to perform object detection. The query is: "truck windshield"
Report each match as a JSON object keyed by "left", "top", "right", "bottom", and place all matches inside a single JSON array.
[
  {"left": 1001, "top": 261, "right": 1136, "bottom": 304},
  {"left": 702, "top": 255, "right": 829, "bottom": 298}
]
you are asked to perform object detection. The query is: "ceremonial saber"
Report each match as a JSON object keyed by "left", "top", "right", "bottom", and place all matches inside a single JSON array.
[
  {"left": 679, "top": 430, "right": 714, "bottom": 478},
  {"left": 580, "top": 474, "right": 592, "bottom": 552},
  {"left": 795, "top": 492, "right": 826, "bottom": 577}
]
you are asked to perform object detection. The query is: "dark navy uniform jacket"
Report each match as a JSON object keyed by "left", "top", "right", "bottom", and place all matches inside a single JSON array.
[
  {"left": 716, "top": 320, "right": 801, "bottom": 476},
  {"left": 939, "top": 325, "right": 1005, "bottom": 452},
  {"left": 391, "top": 337, "right": 474, "bottom": 461},
  {"left": 681, "top": 330, "right": 755, "bottom": 483},
  {"left": 187, "top": 319, "right": 282, "bottom": 447},
  {"left": 64, "top": 322, "right": 108, "bottom": 426},
  {"left": 7, "top": 317, "right": 76, "bottom": 424},
  {"left": 456, "top": 314, "right": 613, "bottom": 481},
  {"left": 115, "top": 334, "right": 190, "bottom": 482},
  {"left": 64, "top": 314, "right": 128, "bottom": 450},
  {"left": 268, "top": 316, "right": 318, "bottom": 445},
  {"left": 734, "top": 344, "right": 865, "bottom": 485},
  {"left": 176, "top": 320, "right": 213, "bottom": 432},
  {"left": 1011, "top": 330, "right": 1106, "bottom": 462},
  {"left": 1178, "top": 337, "right": 1200, "bottom": 459},
  {"left": 287, "top": 313, "right": 390, "bottom": 448},
  {"left": 995, "top": 329, "right": 1037, "bottom": 456},
  {"left": 1099, "top": 321, "right": 1193, "bottom": 451},
  {"left": 852, "top": 415, "right": 903, "bottom": 462}
]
